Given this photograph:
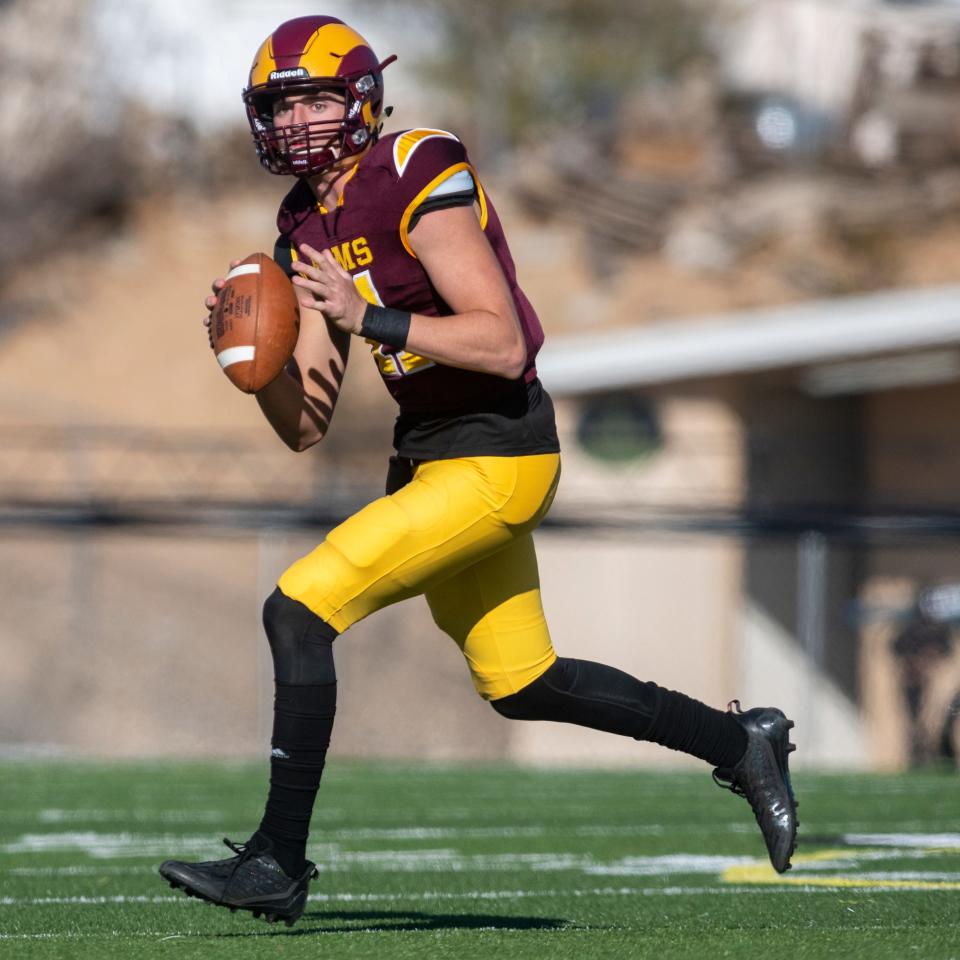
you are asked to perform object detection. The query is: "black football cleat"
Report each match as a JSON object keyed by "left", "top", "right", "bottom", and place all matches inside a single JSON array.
[
  {"left": 159, "top": 836, "right": 317, "bottom": 926},
  {"left": 712, "top": 700, "right": 798, "bottom": 873}
]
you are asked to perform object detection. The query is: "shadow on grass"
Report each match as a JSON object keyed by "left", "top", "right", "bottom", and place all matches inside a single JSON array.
[{"left": 217, "top": 909, "right": 570, "bottom": 936}]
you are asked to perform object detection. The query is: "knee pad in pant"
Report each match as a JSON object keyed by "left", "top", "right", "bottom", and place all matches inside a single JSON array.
[{"left": 262, "top": 587, "right": 338, "bottom": 686}]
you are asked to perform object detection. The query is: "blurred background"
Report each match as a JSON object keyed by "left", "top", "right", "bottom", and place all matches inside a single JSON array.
[{"left": 2, "top": 0, "right": 960, "bottom": 772}]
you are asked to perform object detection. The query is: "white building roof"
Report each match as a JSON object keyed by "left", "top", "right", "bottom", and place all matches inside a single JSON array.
[{"left": 537, "top": 283, "right": 960, "bottom": 396}]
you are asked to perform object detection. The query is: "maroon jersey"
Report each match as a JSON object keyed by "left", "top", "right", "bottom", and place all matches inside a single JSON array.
[{"left": 274, "top": 128, "right": 559, "bottom": 459}]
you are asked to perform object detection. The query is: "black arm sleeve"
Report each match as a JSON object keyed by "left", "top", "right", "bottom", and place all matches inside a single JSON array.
[{"left": 407, "top": 190, "right": 476, "bottom": 233}]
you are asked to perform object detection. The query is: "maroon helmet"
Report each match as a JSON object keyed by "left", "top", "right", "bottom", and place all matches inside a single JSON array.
[{"left": 243, "top": 16, "right": 396, "bottom": 176}]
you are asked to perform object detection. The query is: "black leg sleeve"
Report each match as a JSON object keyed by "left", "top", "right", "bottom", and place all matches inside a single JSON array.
[
  {"left": 256, "top": 588, "right": 338, "bottom": 877},
  {"left": 491, "top": 657, "right": 746, "bottom": 768}
]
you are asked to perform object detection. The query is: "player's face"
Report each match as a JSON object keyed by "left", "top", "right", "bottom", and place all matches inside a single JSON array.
[
  {"left": 271, "top": 91, "right": 347, "bottom": 166},
  {"left": 271, "top": 92, "right": 345, "bottom": 131}
]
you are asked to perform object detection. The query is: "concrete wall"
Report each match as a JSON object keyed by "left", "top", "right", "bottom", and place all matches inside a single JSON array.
[
  {"left": 859, "top": 382, "right": 960, "bottom": 766},
  {"left": 866, "top": 380, "right": 960, "bottom": 509},
  {"left": 512, "top": 531, "right": 744, "bottom": 767},
  {"left": 0, "top": 525, "right": 742, "bottom": 766},
  {"left": 1, "top": 384, "right": 875, "bottom": 769},
  {"left": 14, "top": 524, "right": 882, "bottom": 769},
  {"left": 740, "top": 601, "right": 867, "bottom": 768},
  {"left": 0, "top": 528, "right": 505, "bottom": 761}
]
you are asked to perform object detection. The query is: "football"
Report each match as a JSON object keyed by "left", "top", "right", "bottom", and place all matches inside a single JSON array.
[{"left": 210, "top": 253, "right": 300, "bottom": 393}]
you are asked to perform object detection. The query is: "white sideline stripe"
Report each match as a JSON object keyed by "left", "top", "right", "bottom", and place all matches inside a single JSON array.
[
  {"left": 34, "top": 809, "right": 226, "bottom": 825},
  {"left": 0, "top": 826, "right": 550, "bottom": 857},
  {"left": 1, "top": 895, "right": 179, "bottom": 905},
  {"left": 327, "top": 825, "right": 549, "bottom": 840},
  {"left": 5, "top": 883, "right": 960, "bottom": 910},
  {"left": 8, "top": 866, "right": 154, "bottom": 877},
  {"left": 216, "top": 346, "right": 255, "bottom": 369},
  {"left": 9, "top": 808, "right": 346, "bottom": 826},
  {"left": 8, "top": 829, "right": 960, "bottom": 861},
  {"left": 849, "top": 872, "right": 960, "bottom": 881},
  {"left": 1, "top": 833, "right": 222, "bottom": 857},
  {"left": 225, "top": 263, "right": 260, "bottom": 280},
  {"left": 843, "top": 833, "right": 960, "bottom": 849},
  {"left": 5, "top": 848, "right": 945, "bottom": 879},
  {"left": 0, "top": 824, "right": 725, "bottom": 855},
  {"left": 0, "top": 844, "right": 752, "bottom": 876},
  {"left": 6, "top": 853, "right": 745, "bottom": 878}
]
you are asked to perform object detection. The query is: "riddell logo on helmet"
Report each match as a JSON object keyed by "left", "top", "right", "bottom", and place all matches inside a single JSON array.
[{"left": 269, "top": 68, "right": 309, "bottom": 81}]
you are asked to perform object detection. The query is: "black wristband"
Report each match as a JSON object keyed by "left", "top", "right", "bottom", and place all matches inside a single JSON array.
[{"left": 360, "top": 303, "right": 411, "bottom": 350}]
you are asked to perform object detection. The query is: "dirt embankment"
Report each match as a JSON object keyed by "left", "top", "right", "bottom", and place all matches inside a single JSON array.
[{"left": 4, "top": 176, "right": 960, "bottom": 442}]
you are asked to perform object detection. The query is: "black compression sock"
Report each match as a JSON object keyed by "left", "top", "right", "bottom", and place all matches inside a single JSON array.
[
  {"left": 256, "top": 589, "right": 338, "bottom": 878},
  {"left": 492, "top": 657, "right": 747, "bottom": 768},
  {"left": 258, "top": 680, "right": 336, "bottom": 877},
  {"left": 645, "top": 686, "right": 746, "bottom": 768}
]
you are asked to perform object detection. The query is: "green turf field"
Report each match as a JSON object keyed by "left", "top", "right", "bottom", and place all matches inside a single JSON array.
[{"left": 1, "top": 761, "right": 958, "bottom": 959}]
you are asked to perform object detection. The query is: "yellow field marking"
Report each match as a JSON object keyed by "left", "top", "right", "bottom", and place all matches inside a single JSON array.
[{"left": 723, "top": 849, "right": 960, "bottom": 890}]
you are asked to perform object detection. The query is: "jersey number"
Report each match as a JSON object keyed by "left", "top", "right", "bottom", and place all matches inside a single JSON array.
[{"left": 352, "top": 270, "right": 435, "bottom": 380}]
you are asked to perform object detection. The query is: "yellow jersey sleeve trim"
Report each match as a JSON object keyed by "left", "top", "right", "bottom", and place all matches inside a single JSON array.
[
  {"left": 399, "top": 162, "right": 487, "bottom": 259},
  {"left": 392, "top": 128, "right": 459, "bottom": 178},
  {"left": 476, "top": 175, "right": 489, "bottom": 232}
]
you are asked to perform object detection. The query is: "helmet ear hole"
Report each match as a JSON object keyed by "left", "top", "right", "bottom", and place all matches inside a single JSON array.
[{"left": 251, "top": 96, "right": 275, "bottom": 123}]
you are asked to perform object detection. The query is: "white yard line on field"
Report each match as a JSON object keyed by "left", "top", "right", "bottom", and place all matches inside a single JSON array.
[
  {"left": 5, "top": 839, "right": 958, "bottom": 880},
  {"left": 0, "top": 834, "right": 765, "bottom": 874},
  {"left": 0, "top": 851, "right": 770, "bottom": 877},
  {"left": 6, "top": 865, "right": 155, "bottom": 877},
  {"left": 3, "top": 883, "right": 960, "bottom": 911},
  {"left": 0, "top": 822, "right": 747, "bottom": 854},
  {"left": 843, "top": 833, "right": 960, "bottom": 849},
  {"left": 6, "top": 854, "right": 750, "bottom": 879},
  {"left": 36, "top": 809, "right": 227, "bottom": 824},
  {"left": 0, "top": 833, "right": 222, "bottom": 858}
]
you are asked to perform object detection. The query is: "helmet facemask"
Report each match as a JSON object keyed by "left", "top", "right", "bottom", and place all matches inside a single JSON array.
[{"left": 244, "top": 63, "right": 394, "bottom": 177}]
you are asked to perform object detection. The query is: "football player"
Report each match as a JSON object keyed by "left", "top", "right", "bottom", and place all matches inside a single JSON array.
[{"left": 159, "top": 15, "right": 797, "bottom": 926}]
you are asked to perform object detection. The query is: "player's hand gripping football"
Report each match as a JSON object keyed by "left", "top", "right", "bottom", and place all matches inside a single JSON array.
[
  {"left": 202, "top": 260, "right": 242, "bottom": 350},
  {"left": 290, "top": 242, "right": 367, "bottom": 335}
]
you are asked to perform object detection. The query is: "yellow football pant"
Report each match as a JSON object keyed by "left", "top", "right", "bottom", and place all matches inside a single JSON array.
[{"left": 277, "top": 453, "right": 561, "bottom": 700}]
